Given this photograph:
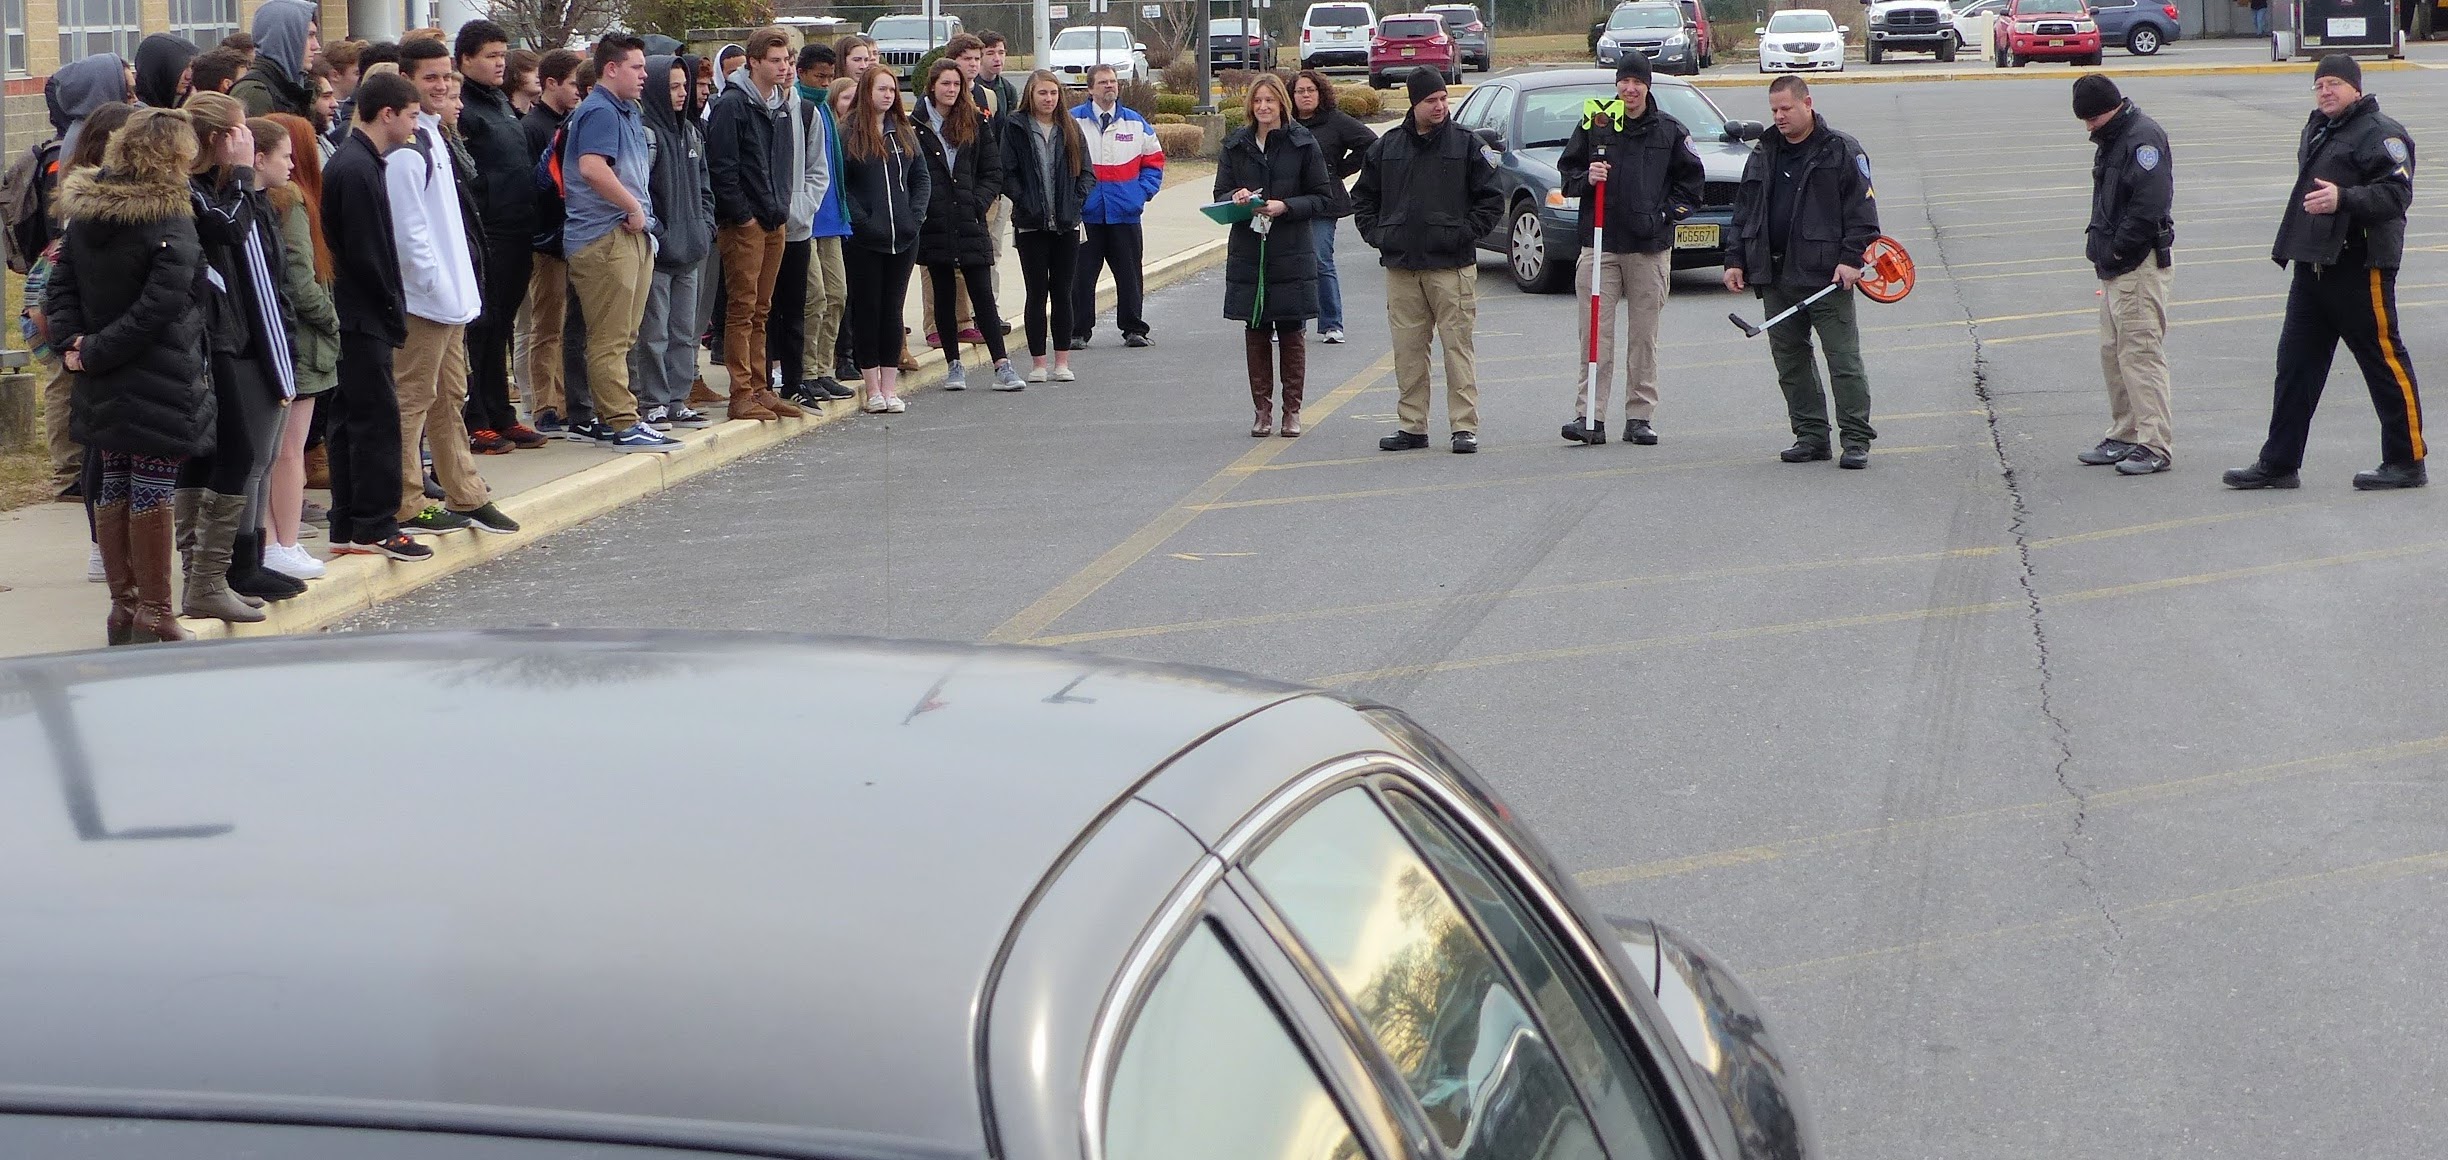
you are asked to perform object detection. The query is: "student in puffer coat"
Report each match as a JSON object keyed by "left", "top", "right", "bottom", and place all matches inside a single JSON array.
[
  {"left": 911, "top": 59, "right": 1017, "bottom": 391},
  {"left": 1213, "top": 73, "right": 1334, "bottom": 439}
]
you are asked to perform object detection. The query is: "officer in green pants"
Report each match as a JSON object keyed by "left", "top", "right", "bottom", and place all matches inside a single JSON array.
[{"left": 1724, "top": 75, "right": 1881, "bottom": 469}]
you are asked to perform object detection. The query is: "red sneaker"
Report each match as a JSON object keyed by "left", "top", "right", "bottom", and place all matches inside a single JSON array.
[
  {"left": 957, "top": 327, "right": 986, "bottom": 344},
  {"left": 470, "top": 429, "right": 514, "bottom": 455},
  {"left": 504, "top": 424, "right": 549, "bottom": 449}
]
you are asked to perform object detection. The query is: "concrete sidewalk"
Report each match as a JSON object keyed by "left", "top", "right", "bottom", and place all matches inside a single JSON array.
[{"left": 0, "top": 163, "right": 1232, "bottom": 659}]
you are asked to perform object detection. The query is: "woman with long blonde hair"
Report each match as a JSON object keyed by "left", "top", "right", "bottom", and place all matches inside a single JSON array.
[
  {"left": 838, "top": 66, "right": 929, "bottom": 413},
  {"left": 255, "top": 113, "right": 337, "bottom": 582},
  {"left": 1000, "top": 69, "right": 1094, "bottom": 384}
]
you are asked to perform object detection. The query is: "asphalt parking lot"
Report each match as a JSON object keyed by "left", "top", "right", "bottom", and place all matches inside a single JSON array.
[{"left": 360, "top": 66, "right": 2448, "bottom": 1158}]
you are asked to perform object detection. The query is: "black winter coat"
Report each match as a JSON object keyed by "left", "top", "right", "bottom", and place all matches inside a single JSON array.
[
  {"left": 915, "top": 110, "right": 1004, "bottom": 268},
  {"left": 522, "top": 104, "right": 567, "bottom": 255},
  {"left": 1351, "top": 116, "right": 1503, "bottom": 270},
  {"left": 708, "top": 81, "right": 790, "bottom": 230},
  {"left": 322, "top": 128, "right": 408, "bottom": 345},
  {"left": 2272, "top": 94, "right": 2414, "bottom": 270},
  {"left": 839, "top": 120, "right": 932, "bottom": 256},
  {"left": 1214, "top": 122, "right": 1334, "bottom": 324},
  {"left": 1000, "top": 113, "right": 1095, "bottom": 233},
  {"left": 1297, "top": 106, "right": 1375, "bottom": 219},
  {"left": 1729, "top": 114, "right": 1882, "bottom": 294},
  {"left": 189, "top": 172, "right": 296, "bottom": 403},
  {"left": 46, "top": 167, "right": 213, "bottom": 459},
  {"left": 459, "top": 77, "right": 538, "bottom": 244},
  {"left": 2085, "top": 100, "right": 2174, "bottom": 281},
  {"left": 1559, "top": 102, "right": 1705, "bottom": 253}
]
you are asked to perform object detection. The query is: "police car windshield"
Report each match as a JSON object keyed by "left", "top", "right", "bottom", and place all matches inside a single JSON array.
[
  {"left": 1767, "top": 10, "right": 1838, "bottom": 31},
  {"left": 1609, "top": 6, "right": 1684, "bottom": 28},
  {"left": 1517, "top": 84, "right": 1727, "bottom": 149}
]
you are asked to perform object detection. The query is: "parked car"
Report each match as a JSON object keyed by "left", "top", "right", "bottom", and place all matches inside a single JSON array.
[
  {"left": 1757, "top": 7, "right": 1848, "bottom": 72},
  {"left": 1992, "top": 0, "right": 2101, "bottom": 66},
  {"left": 1866, "top": 0, "right": 1960, "bottom": 61},
  {"left": 1679, "top": 0, "right": 1719, "bottom": 68},
  {"left": 1951, "top": 0, "right": 2007, "bottom": 52},
  {"left": 1046, "top": 24, "right": 1150, "bottom": 86},
  {"left": 0, "top": 631, "right": 1816, "bottom": 1160},
  {"left": 2090, "top": 0, "right": 2182, "bottom": 55},
  {"left": 869, "top": 12, "right": 961, "bottom": 82},
  {"left": 1369, "top": 11, "right": 1460, "bottom": 88},
  {"left": 1207, "top": 16, "right": 1278, "bottom": 70},
  {"left": 1595, "top": 2, "right": 1703, "bottom": 76},
  {"left": 1427, "top": 2, "right": 1494, "bottom": 70},
  {"left": 1457, "top": 68, "right": 1759, "bottom": 291},
  {"left": 1301, "top": 0, "right": 1379, "bottom": 68}
]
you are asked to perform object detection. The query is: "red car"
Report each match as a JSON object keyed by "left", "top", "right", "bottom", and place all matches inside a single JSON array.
[
  {"left": 1369, "top": 12, "right": 1460, "bottom": 89},
  {"left": 1993, "top": 0, "right": 2103, "bottom": 66}
]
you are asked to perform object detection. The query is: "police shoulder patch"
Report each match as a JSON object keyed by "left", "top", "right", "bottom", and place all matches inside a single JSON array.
[
  {"left": 2385, "top": 137, "right": 2409, "bottom": 164},
  {"left": 2136, "top": 144, "right": 2160, "bottom": 171},
  {"left": 1856, "top": 154, "right": 1873, "bottom": 181}
]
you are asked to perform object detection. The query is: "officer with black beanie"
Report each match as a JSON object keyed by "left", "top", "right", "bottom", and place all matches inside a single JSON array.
[
  {"left": 2227, "top": 53, "right": 2428, "bottom": 491},
  {"left": 2073, "top": 73, "right": 2176, "bottom": 476}
]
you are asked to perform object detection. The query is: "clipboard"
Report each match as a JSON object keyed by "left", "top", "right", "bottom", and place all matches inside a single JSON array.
[{"left": 1200, "top": 189, "right": 1264, "bottom": 225}]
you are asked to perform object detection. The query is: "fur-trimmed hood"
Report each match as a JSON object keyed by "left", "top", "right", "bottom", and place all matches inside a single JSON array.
[{"left": 58, "top": 168, "right": 192, "bottom": 225}]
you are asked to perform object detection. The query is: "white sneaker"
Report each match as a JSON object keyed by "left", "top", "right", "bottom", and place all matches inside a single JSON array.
[
  {"left": 864, "top": 394, "right": 893, "bottom": 414},
  {"left": 1322, "top": 328, "right": 1346, "bottom": 344},
  {"left": 265, "top": 542, "right": 326, "bottom": 580},
  {"left": 1026, "top": 365, "right": 1049, "bottom": 384},
  {"left": 86, "top": 544, "right": 104, "bottom": 583},
  {"left": 1051, "top": 366, "right": 1076, "bottom": 383},
  {"left": 885, "top": 396, "right": 907, "bottom": 413}
]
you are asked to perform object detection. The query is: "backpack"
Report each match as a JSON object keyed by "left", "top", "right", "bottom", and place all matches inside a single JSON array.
[
  {"left": 531, "top": 122, "right": 570, "bottom": 257},
  {"left": 1, "top": 140, "right": 62, "bottom": 276}
]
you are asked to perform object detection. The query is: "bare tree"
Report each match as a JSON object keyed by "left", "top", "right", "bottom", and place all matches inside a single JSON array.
[{"left": 490, "top": 0, "right": 624, "bottom": 51}]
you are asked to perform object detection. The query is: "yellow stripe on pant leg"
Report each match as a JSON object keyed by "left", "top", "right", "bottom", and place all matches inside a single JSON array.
[{"left": 2370, "top": 268, "right": 2427, "bottom": 459}]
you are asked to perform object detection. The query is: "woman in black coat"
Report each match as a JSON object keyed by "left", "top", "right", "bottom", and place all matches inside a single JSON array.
[
  {"left": 1215, "top": 73, "right": 1334, "bottom": 437},
  {"left": 1001, "top": 69, "right": 1096, "bottom": 384},
  {"left": 913, "top": 59, "right": 1017, "bottom": 391},
  {"left": 46, "top": 107, "right": 213, "bottom": 645},
  {"left": 838, "top": 67, "right": 930, "bottom": 413},
  {"left": 1294, "top": 69, "right": 1375, "bottom": 345}
]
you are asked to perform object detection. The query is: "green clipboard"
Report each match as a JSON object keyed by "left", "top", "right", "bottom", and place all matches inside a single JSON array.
[{"left": 1201, "top": 193, "right": 1261, "bottom": 225}]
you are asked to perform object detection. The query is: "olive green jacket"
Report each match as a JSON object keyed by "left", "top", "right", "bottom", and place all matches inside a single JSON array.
[{"left": 274, "top": 196, "right": 338, "bottom": 396}]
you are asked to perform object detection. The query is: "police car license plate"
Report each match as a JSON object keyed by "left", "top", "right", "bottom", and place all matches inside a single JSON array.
[{"left": 1675, "top": 223, "right": 1719, "bottom": 249}]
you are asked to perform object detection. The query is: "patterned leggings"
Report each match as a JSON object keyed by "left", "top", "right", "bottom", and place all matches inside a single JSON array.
[{"left": 94, "top": 451, "right": 183, "bottom": 515}]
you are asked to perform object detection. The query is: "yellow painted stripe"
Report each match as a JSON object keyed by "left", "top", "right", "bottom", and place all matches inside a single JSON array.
[{"left": 2371, "top": 268, "right": 2428, "bottom": 460}]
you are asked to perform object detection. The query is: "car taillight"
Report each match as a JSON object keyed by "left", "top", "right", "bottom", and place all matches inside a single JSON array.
[
  {"left": 1301, "top": 28, "right": 1312, "bottom": 41},
  {"left": 1467, "top": 20, "right": 1484, "bottom": 31},
  {"left": 1433, "top": 33, "right": 1450, "bottom": 44},
  {"left": 1249, "top": 35, "right": 1263, "bottom": 44},
  {"left": 2162, "top": 3, "right": 2177, "bottom": 15}
]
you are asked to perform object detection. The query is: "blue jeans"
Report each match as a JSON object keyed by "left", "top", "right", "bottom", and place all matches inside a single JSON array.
[
  {"left": 1312, "top": 217, "right": 1344, "bottom": 333},
  {"left": 2254, "top": 6, "right": 2269, "bottom": 35}
]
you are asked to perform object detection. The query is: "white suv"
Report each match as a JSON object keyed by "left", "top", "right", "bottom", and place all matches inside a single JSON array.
[{"left": 1302, "top": 2, "right": 1379, "bottom": 68}]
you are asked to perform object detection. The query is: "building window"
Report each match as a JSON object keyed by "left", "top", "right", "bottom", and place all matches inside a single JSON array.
[
  {"left": 5, "top": 0, "right": 28, "bottom": 77},
  {"left": 170, "top": 0, "right": 241, "bottom": 50},
  {"left": 57, "top": 0, "right": 143, "bottom": 65}
]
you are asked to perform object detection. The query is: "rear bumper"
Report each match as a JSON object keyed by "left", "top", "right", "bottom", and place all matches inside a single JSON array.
[
  {"left": 1303, "top": 46, "right": 1369, "bottom": 66},
  {"left": 1370, "top": 56, "right": 1457, "bottom": 78}
]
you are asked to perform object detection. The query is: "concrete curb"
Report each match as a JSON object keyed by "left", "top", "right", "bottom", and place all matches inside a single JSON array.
[
  {"left": 184, "top": 235, "right": 1232, "bottom": 642},
  {"left": 1689, "top": 58, "right": 2421, "bottom": 88}
]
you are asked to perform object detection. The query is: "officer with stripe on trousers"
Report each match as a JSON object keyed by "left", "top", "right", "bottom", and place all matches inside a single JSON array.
[
  {"left": 2071, "top": 75, "right": 2176, "bottom": 476},
  {"left": 2226, "top": 53, "right": 2428, "bottom": 491}
]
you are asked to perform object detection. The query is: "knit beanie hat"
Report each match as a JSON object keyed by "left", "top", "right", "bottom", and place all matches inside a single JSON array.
[
  {"left": 1616, "top": 53, "right": 1653, "bottom": 85},
  {"left": 2315, "top": 53, "right": 2362, "bottom": 91},
  {"left": 2071, "top": 74, "right": 2121, "bottom": 120},
  {"left": 1407, "top": 69, "right": 1446, "bottom": 107}
]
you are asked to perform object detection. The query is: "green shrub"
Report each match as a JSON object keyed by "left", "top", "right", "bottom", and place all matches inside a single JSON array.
[
  {"left": 1155, "top": 93, "right": 1197, "bottom": 116},
  {"left": 1161, "top": 55, "right": 1200, "bottom": 94},
  {"left": 1152, "top": 112, "right": 1186, "bottom": 124},
  {"left": 1336, "top": 86, "right": 1381, "bottom": 119},
  {"left": 1153, "top": 122, "right": 1208, "bottom": 159}
]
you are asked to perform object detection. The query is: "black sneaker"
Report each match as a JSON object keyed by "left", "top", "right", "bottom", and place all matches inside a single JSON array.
[
  {"left": 533, "top": 408, "right": 565, "bottom": 434},
  {"left": 2222, "top": 461, "right": 2301, "bottom": 489},
  {"left": 643, "top": 405, "right": 676, "bottom": 430},
  {"left": 458, "top": 502, "right": 521, "bottom": 534},
  {"left": 2353, "top": 460, "right": 2428, "bottom": 490},
  {"left": 565, "top": 418, "right": 615, "bottom": 443},
  {"left": 2115, "top": 446, "right": 2172, "bottom": 476},
  {"left": 1380, "top": 430, "right": 1430, "bottom": 451},
  {"left": 665, "top": 405, "right": 714, "bottom": 429},
  {"left": 1625, "top": 419, "right": 1658, "bottom": 446},
  {"left": 404, "top": 505, "right": 473, "bottom": 535},
  {"left": 1780, "top": 442, "right": 1832, "bottom": 463},
  {"left": 2078, "top": 438, "right": 2137, "bottom": 466},
  {"left": 335, "top": 533, "right": 433, "bottom": 562},
  {"left": 1562, "top": 418, "right": 1606, "bottom": 445},
  {"left": 835, "top": 355, "right": 860, "bottom": 381},
  {"left": 1123, "top": 333, "right": 1153, "bottom": 349},
  {"left": 1838, "top": 444, "right": 1870, "bottom": 470},
  {"left": 814, "top": 376, "right": 856, "bottom": 400},
  {"left": 1452, "top": 431, "right": 1480, "bottom": 454},
  {"left": 782, "top": 383, "right": 830, "bottom": 408}
]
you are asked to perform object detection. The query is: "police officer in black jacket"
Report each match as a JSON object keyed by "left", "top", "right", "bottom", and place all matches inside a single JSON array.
[
  {"left": 1558, "top": 54, "right": 1703, "bottom": 448},
  {"left": 2227, "top": 54, "right": 2427, "bottom": 491},
  {"left": 2073, "top": 75, "right": 2176, "bottom": 476},
  {"left": 1725, "top": 76, "right": 1881, "bottom": 469}
]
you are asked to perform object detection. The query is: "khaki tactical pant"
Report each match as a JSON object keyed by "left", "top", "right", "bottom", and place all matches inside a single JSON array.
[
  {"left": 395, "top": 315, "right": 489, "bottom": 522},
  {"left": 1387, "top": 265, "right": 1480, "bottom": 435},
  {"left": 568, "top": 230, "right": 656, "bottom": 429},
  {"left": 2099, "top": 262, "right": 2173, "bottom": 455},
  {"left": 805, "top": 235, "right": 849, "bottom": 374},
  {"left": 523, "top": 254, "right": 568, "bottom": 416},
  {"left": 1573, "top": 248, "right": 1672, "bottom": 422}
]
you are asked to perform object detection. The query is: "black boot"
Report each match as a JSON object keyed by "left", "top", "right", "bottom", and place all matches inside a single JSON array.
[
  {"left": 1380, "top": 430, "right": 1430, "bottom": 451},
  {"left": 2353, "top": 461, "right": 2428, "bottom": 490},
  {"left": 1779, "top": 441, "right": 1832, "bottom": 463},
  {"left": 1562, "top": 417, "right": 1607, "bottom": 445},
  {"left": 228, "top": 526, "right": 306, "bottom": 601},
  {"left": 1625, "top": 419, "right": 1657, "bottom": 445},
  {"left": 2222, "top": 461, "right": 2301, "bottom": 490}
]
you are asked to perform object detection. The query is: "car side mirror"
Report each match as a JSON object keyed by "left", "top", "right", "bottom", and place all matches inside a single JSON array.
[
  {"left": 1610, "top": 915, "right": 1817, "bottom": 1160},
  {"left": 1838, "top": 24, "right": 1851, "bottom": 32},
  {"left": 1722, "top": 119, "right": 1765, "bottom": 142},
  {"left": 1135, "top": 42, "right": 1147, "bottom": 51},
  {"left": 1754, "top": 26, "right": 1767, "bottom": 34},
  {"left": 1474, "top": 126, "right": 1506, "bottom": 150}
]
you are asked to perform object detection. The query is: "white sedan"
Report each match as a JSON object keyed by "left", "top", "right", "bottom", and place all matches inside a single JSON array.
[
  {"left": 1044, "top": 25, "right": 1150, "bottom": 86},
  {"left": 1756, "top": 8, "right": 1848, "bottom": 72}
]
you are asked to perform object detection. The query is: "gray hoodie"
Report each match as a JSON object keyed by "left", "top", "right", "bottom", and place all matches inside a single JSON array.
[
  {"left": 253, "top": 0, "right": 314, "bottom": 84},
  {"left": 54, "top": 54, "right": 131, "bottom": 161},
  {"left": 727, "top": 65, "right": 821, "bottom": 243}
]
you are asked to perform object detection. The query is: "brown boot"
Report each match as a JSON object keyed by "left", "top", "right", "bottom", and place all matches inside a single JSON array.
[
  {"left": 1278, "top": 328, "right": 1307, "bottom": 437},
  {"left": 897, "top": 333, "right": 921, "bottom": 374},
  {"left": 127, "top": 503, "right": 189, "bottom": 643},
  {"left": 94, "top": 499, "right": 138, "bottom": 645},
  {"left": 303, "top": 444, "right": 330, "bottom": 490},
  {"left": 754, "top": 387, "right": 804, "bottom": 419},
  {"left": 728, "top": 386, "right": 778, "bottom": 422},
  {"left": 687, "top": 376, "right": 724, "bottom": 406},
  {"left": 1245, "top": 328, "right": 1275, "bottom": 437}
]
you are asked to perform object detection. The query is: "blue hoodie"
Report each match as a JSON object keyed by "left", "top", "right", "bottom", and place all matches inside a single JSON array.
[{"left": 801, "top": 80, "right": 850, "bottom": 240}]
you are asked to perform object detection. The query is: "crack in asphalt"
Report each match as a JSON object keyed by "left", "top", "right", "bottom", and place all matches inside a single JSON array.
[{"left": 1909, "top": 151, "right": 2128, "bottom": 949}]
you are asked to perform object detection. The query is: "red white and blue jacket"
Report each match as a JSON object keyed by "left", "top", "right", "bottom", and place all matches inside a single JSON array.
[{"left": 1070, "top": 101, "right": 1166, "bottom": 225}]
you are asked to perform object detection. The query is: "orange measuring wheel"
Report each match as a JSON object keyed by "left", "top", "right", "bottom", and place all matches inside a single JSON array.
[{"left": 1857, "top": 235, "right": 1915, "bottom": 304}]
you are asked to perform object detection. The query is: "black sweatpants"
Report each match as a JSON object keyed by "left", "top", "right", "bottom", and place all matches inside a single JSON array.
[
  {"left": 845, "top": 244, "right": 917, "bottom": 370},
  {"left": 2261, "top": 262, "right": 2428, "bottom": 470},
  {"left": 1016, "top": 228, "right": 1078, "bottom": 358},
  {"left": 928, "top": 260, "right": 1007, "bottom": 364},
  {"left": 328, "top": 332, "right": 406, "bottom": 545},
  {"left": 177, "top": 354, "right": 278, "bottom": 497},
  {"left": 768, "top": 238, "right": 811, "bottom": 388},
  {"left": 464, "top": 236, "right": 534, "bottom": 434},
  {"left": 1073, "top": 221, "right": 1147, "bottom": 342}
]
